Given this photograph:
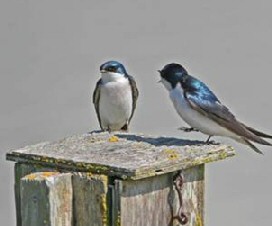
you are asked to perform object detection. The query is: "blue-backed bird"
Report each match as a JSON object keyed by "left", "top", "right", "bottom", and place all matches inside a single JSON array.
[
  {"left": 93, "top": 61, "right": 138, "bottom": 132},
  {"left": 158, "top": 63, "right": 272, "bottom": 154}
]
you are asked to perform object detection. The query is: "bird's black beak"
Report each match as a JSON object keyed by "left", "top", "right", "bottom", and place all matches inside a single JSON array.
[{"left": 157, "top": 70, "right": 162, "bottom": 83}]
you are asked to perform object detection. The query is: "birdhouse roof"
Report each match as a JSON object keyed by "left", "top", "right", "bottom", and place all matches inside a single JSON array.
[{"left": 6, "top": 132, "right": 235, "bottom": 180}]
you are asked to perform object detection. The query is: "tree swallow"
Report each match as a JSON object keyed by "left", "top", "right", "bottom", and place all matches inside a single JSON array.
[
  {"left": 93, "top": 61, "right": 139, "bottom": 132},
  {"left": 158, "top": 63, "right": 272, "bottom": 154}
]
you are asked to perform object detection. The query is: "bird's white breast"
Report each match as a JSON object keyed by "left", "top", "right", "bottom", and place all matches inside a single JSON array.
[
  {"left": 168, "top": 82, "right": 237, "bottom": 138},
  {"left": 99, "top": 74, "right": 133, "bottom": 130}
]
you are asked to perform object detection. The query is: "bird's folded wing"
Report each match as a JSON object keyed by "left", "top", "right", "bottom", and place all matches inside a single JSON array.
[
  {"left": 92, "top": 79, "right": 103, "bottom": 128},
  {"left": 127, "top": 75, "right": 139, "bottom": 123},
  {"left": 184, "top": 92, "right": 270, "bottom": 144},
  {"left": 185, "top": 92, "right": 235, "bottom": 122}
]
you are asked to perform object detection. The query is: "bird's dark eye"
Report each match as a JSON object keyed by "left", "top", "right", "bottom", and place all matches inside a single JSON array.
[{"left": 108, "top": 66, "right": 115, "bottom": 72}]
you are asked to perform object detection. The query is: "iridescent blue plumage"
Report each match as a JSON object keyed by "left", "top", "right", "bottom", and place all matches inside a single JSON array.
[
  {"left": 159, "top": 63, "right": 272, "bottom": 154},
  {"left": 100, "top": 61, "right": 128, "bottom": 75},
  {"left": 182, "top": 74, "right": 220, "bottom": 103},
  {"left": 160, "top": 63, "right": 220, "bottom": 103}
]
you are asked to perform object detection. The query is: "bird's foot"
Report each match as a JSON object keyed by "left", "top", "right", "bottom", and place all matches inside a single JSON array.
[
  {"left": 178, "top": 127, "right": 199, "bottom": 132},
  {"left": 206, "top": 140, "right": 220, "bottom": 145}
]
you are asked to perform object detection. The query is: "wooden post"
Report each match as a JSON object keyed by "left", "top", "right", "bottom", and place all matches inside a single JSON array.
[
  {"left": 20, "top": 172, "right": 73, "bottom": 226},
  {"left": 6, "top": 132, "right": 235, "bottom": 226},
  {"left": 72, "top": 173, "right": 109, "bottom": 226},
  {"left": 14, "top": 163, "right": 58, "bottom": 226}
]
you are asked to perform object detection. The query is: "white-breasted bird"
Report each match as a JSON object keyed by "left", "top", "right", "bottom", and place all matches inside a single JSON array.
[
  {"left": 93, "top": 61, "right": 138, "bottom": 132},
  {"left": 159, "top": 63, "right": 272, "bottom": 154}
]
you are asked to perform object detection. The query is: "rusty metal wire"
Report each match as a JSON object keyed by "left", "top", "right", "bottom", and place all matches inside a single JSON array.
[{"left": 173, "top": 171, "right": 188, "bottom": 225}]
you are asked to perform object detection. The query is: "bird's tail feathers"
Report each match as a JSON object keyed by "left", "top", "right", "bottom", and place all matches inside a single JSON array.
[
  {"left": 238, "top": 122, "right": 272, "bottom": 146},
  {"left": 245, "top": 126, "right": 272, "bottom": 139},
  {"left": 238, "top": 125, "right": 272, "bottom": 154},
  {"left": 243, "top": 139, "right": 264, "bottom": 155},
  {"left": 245, "top": 131, "right": 272, "bottom": 146}
]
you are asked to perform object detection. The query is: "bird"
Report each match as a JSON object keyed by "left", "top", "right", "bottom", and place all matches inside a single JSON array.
[
  {"left": 93, "top": 60, "right": 139, "bottom": 132},
  {"left": 158, "top": 63, "right": 272, "bottom": 154}
]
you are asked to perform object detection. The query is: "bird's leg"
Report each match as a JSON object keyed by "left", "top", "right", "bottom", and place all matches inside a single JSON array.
[
  {"left": 205, "top": 136, "right": 219, "bottom": 145},
  {"left": 206, "top": 135, "right": 212, "bottom": 143},
  {"left": 179, "top": 127, "right": 199, "bottom": 132}
]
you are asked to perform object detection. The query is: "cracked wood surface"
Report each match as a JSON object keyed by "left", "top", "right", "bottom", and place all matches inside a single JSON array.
[{"left": 6, "top": 132, "right": 235, "bottom": 180}]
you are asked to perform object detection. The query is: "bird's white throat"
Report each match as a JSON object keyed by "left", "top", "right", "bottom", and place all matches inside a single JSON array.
[
  {"left": 161, "top": 78, "right": 173, "bottom": 91},
  {"left": 101, "top": 72, "right": 126, "bottom": 83}
]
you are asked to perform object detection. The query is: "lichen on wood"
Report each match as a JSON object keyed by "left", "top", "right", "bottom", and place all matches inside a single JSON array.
[
  {"left": 7, "top": 132, "right": 235, "bottom": 180},
  {"left": 72, "top": 173, "right": 109, "bottom": 226}
]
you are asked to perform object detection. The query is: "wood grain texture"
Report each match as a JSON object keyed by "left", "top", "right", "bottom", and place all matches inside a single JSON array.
[
  {"left": 7, "top": 132, "right": 235, "bottom": 180},
  {"left": 20, "top": 172, "right": 73, "bottom": 226},
  {"left": 15, "top": 163, "right": 58, "bottom": 226},
  {"left": 114, "top": 173, "right": 173, "bottom": 226},
  {"left": 173, "top": 165, "right": 205, "bottom": 226},
  {"left": 72, "top": 173, "right": 109, "bottom": 226}
]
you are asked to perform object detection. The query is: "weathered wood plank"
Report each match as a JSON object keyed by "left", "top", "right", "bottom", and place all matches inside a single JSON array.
[
  {"left": 7, "top": 132, "right": 235, "bottom": 180},
  {"left": 114, "top": 173, "right": 173, "bottom": 226},
  {"left": 20, "top": 172, "right": 72, "bottom": 226},
  {"left": 173, "top": 165, "right": 205, "bottom": 226},
  {"left": 15, "top": 163, "right": 58, "bottom": 226},
  {"left": 72, "top": 173, "right": 108, "bottom": 226}
]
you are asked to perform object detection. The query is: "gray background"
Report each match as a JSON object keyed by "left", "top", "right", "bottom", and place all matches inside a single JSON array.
[{"left": 1, "top": 0, "right": 272, "bottom": 225}]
